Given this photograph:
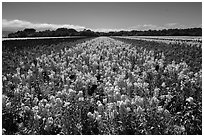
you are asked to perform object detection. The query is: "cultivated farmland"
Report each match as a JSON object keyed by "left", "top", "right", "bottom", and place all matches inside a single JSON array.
[{"left": 2, "top": 37, "right": 202, "bottom": 135}]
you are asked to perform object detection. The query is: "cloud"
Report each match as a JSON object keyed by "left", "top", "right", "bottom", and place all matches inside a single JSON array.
[
  {"left": 92, "top": 28, "right": 128, "bottom": 32},
  {"left": 3, "top": 19, "right": 200, "bottom": 33},
  {"left": 129, "top": 24, "right": 166, "bottom": 31},
  {"left": 2, "top": 19, "right": 86, "bottom": 31},
  {"left": 165, "top": 23, "right": 177, "bottom": 27}
]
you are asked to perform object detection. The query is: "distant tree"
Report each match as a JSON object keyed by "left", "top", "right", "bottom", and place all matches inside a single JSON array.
[
  {"left": 23, "top": 28, "right": 36, "bottom": 33},
  {"left": 6, "top": 27, "right": 202, "bottom": 38},
  {"left": 80, "top": 29, "right": 98, "bottom": 37}
]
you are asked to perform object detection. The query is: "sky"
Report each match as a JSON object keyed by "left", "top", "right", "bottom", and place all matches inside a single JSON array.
[{"left": 2, "top": 2, "right": 202, "bottom": 32}]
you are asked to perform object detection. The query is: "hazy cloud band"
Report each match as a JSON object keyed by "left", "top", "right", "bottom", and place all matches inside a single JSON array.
[{"left": 2, "top": 19, "right": 201, "bottom": 32}]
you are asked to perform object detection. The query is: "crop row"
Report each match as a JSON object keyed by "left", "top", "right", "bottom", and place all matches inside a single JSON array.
[{"left": 2, "top": 37, "right": 202, "bottom": 135}]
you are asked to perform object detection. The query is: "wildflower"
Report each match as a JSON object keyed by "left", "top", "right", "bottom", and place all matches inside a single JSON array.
[
  {"left": 64, "top": 102, "right": 70, "bottom": 107},
  {"left": 103, "top": 98, "right": 107, "bottom": 104},
  {"left": 24, "top": 106, "right": 30, "bottom": 112},
  {"left": 180, "top": 125, "right": 185, "bottom": 132},
  {"left": 32, "top": 106, "right": 39, "bottom": 113},
  {"left": 161, "top": 82, "right": 166, "bottom": 88},
  {"left": 134, "top": 96, "right": 144, "bottom": 106},
  {"left": 47, "top": 117, "right": 54, "bottom": 125},
  {"left": 69, "top": 88, "right": 76, "bottom": 96},
  {"left": 124, "top": 98, "right": 130, "bottom": 106},
  {"left": 34, "top": 114, "right": 41, "bottom": 121},
  {"left": 150, "top": 96, "right": 159, "bottom": 106},
  {"left": 33, "top": 97, "right": 39, "bottom": 105},
  {"left": 115, "top": 91, "right": 121, "bottom": 101},
  {"left": 2, "top": 75, "right": 7, "bottom": 81},
  {"left": 136, "top": 106, "right": 144, "bottom": 115},
  {"left": 126, "top": 107, "right": 131, "bottom": 112},
  {"left": 96, "top": 100, "right": 102, "bottom": 106},
  {"left": 44, "top": 125, "right": 49, "bottom": 131},
  {"left": 87, "top": 112, "right": 93, "bottom": 118},
  {"left": 6, "top": 102, "right": 11, "bottom": 109},
  {"left": 96, "top": 115, "right": 102, "bottom": 121},
  {"left": 121, "top": 94, "right": 126, "bottom": 102},
  {"left": 164, "top": 109, "right": 170, "bottom": 117},
  {"left": 77, "top": 91, "right": 83, "bottom": 97},
  {"left": 56, "top": 91, "right": 62, "bottom": 98},
  {"left": 45, "top": 103, "right": 51, "bottom": 110},
  {"left": 117, "top": 101, "right": 121, "bottom": 106},
  {"left": 119, "top": 101, "right": 126, "bottom": 114},
  {"left": 90, "top": 97, "right": 95, "bottom": 104},
  {"left": 50, "top": 95, "right": 56, "bottom": 104},
  {"left": 56, "top": 98, "right": 63, "bottom": 106},
  {"left": 186, "top": 97, "right": 194, "bottom": 104},
  {"left": 98, "top": 103, "right": 104, "bottom": 112},
  {"left": 14, "top": 88, "right": 20, "bottom": 96},
  {"left": 153, "top": 88, "right": 160, "bottom": 97},
  {"left": 78, "top": 97, "right": 84, "bottom": 101},
  {"left": 157, "top": 106, "right": 164, "bottom": 113},
  {"left": 41, "top": 99, "right": 48, "bottom": 104},
  {"left": 2, "top": 94, "right": 8, "bottom": 106}
]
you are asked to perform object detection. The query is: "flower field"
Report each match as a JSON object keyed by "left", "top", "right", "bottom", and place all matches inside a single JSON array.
[
  {"left": 115, "top": 36, "right": 202, "bottom": 47},
  {"left": 2, "top": 37, "right": 202, "bottom": 135}
]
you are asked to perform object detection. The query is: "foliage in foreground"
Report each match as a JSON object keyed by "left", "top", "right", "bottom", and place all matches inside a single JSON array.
[{"left": 2, "top": 37, "right": 202, "bottom": 135}]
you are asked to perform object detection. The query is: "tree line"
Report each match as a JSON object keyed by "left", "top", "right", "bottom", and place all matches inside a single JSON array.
[{"left": 8, "top": 27, "right": 202, "bottom": 38}]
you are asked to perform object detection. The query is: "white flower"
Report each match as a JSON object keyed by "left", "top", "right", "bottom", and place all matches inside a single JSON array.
[
  {"left": 6, "top": 102, "right": 11, "bottom": 109},
  {"left": 153, "top": 88, "right": 160, "bottom": 97},
  {"left": 96, "top": 115, "right": 102, "bottom": 121},
  {"left": 34, "top": 114, "right": 41, "bottom": 121},
  {"left": 47, "top": 117, "right": 54, "bottom": 125},
  {"left": 150, "top": 96, "right": 159, "bottom": 106},
  {"left": 87, "top": 112, "right": 93, "bottom": 118},
  {"left": 136, "top": 106, "right": 144, "bottom": 114},
  {"left": 45, "top": 103, "right": 51, "bottom": 110},
  {"left": 24, "top": 106, "right": 30, "bottom": 112},
  {"left": 121, "top": 94, "right": 126, "bottom": 102},
  {"left": 103, "top": 98, "right": 107, "bottom": 104},
  {"left": 56, "top": 98, "right": 62, "bottom": 106},
  {"left": 186, "top": 97, "right": 194, "bottom": 104},
  {"left": 96, "top": 100, "right": 102, "bottom": 106},
  {"left": 126, "top": 107, "right": 131, "bottom": 112},
  {"left": 56, "top": 91, "right": 62, "bottom": 98},
  {"left": 78, "top": 97, "right": 84, "bottom": 101},
  {"left": 77, "top": 91, "right": 83, "bottom": 97},
  {"left": 157, "top": 106, "right": 164, "bottom": 113},
  {"left": 161, "top": 82, "right": 166, "bottom": 88}
]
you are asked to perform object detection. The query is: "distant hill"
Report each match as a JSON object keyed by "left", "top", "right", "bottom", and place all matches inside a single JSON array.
[
  {"left": 5, "top": 27, "right": 202, "bottom": 38},
  {"left": 2, "top": 31, "right": 13, "bottom": 38}
]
